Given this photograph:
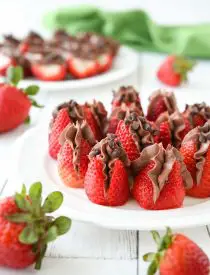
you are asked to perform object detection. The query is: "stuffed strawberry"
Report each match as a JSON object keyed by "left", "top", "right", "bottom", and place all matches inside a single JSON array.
[
  {"left": 155, "top": 111, "right": 192, "bottom": 149},
  {"left": 68, "top": 57, "right": 99, "bottom": 79},
  {"left": 116, "top": 112, "right": 157, "bottom": 161},
  {"left": 0, "top": 66, "right": 42, "bottom": 133},
  {"left": 48, "top": 100, "right": 83, "bottom": 159},
  {"left": 31, "top": 53, "right": 67, "bottom": 81},
  {"left": 180, "top": 122, "right": 210, "bottom": 198},
  {"left": 157, "top": 55, "right": 196, "bottom": 86},
  {"left": 58, "top": 121, "right": 96, "bottom": 188},
  {"left": 82, "top": 100, "right": 107, "bottom": 141},
  {"left": 84, "top": 134, "right": 130, "bottom": 206},
  {"left": 183, "top": 102, "right": 210, "bottom": 128},
  {"left": 111, "top": 86, "right": 143, "bottom": 112},
  {"left": 146, "top": 90, "right": 178, "bottom": 122},
  {"left": 132, "top": 143, "right": 192, "bottom": 210},
  {"left": 19, "top": 31, "right": 44, "bottom": 54},
  {"left": 143, "top": 228, "right": 209, "bottom": 275},
  {"left": 107, "top": 103, "right": 143, "bottom": 134},
  {"left": 0, "top": 182, "right": 71, "bottom": 269}
]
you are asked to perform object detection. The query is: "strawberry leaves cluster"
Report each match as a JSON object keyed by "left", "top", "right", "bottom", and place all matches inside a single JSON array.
[{"left": 7, "top": 182, "right": 71, "bottom": 270}]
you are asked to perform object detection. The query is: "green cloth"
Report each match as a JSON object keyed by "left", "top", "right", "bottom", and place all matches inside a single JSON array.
[{"left": 44, "top": 6, "right": 210, "bottom": 58}]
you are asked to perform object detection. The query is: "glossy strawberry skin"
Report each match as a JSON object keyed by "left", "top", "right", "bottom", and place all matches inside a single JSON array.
[
  {"left": 192, "top": 114, "right": 207, "bottom": 127},
  {"left": 107, "top": 117, "right": 120, "bottom": 134},
  {"left": 157, "top": 56, "right": 181, "bottom": 87},
  {"left": 31, "top": 64, "right": 66, "bottom": 81},
  {"left": 48, "top": 108, "right": 71, "bottom": 159},
  {"left": 181, "top": 142, "right": 210, "bottom": 198},
  {"left": 0, "top": 85, "right": 31, "bottom": 133},
  {"left": 58, "top": 138, "right": 92, "bottom": 188},
  {"left": 0, "top": 197, "right": 36, "bottom": 269},
  {"left": 83, "top": 105, "right": 102, "bottom": 141},
  {"left": 97, "top": 53, "right": 113, "bottom": 73},
  {"left": 84, "top": 157, "right": 129, "bottom": 206},
  {"left": 132, "top": 161, "right": 185, "bottom": 210},
  {"left": 146, "top": 97, "right": 167, "bottom": 122},
  {"left": 115, "top": 120, "right": 140, "bottom": 161},
  {"left": 160, "top": 234, "right": 209, "bottom": 275},
  {"left": 156, "top": 121, "right": 171, "bottom": 149},
  {"left": 179, "top": 116, "right": 192, "bottom": 140}
]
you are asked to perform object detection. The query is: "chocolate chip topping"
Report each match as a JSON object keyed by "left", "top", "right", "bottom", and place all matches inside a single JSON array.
[
  {"left": 156, "top": 111, "right": 188, "bottom": 148},
  {"left": 112, "top": 86, "right": 143, "bottom": 112},
  {"left": 124, "top": 113, "right": 156, "bottom": 151},
  {"left": 89, "top": 134, "right": 130, "bottom": 190},
  {"left": 23, "top": 31, "right": 44, "bottom": 45},
  {"left": 132, "top": 143, "right": 193, "bottom": 202},
  {"left": 182, "top": 121, "right": 210, "bottom": 184},
  {"left": 147, "top": 90, "right": 178, "bottom": 121},
  {"left": 37, "top": 52, "right": 65, "bottom": 65},
  {"left": 184, "top": 103, "right": 210, "bottom": 126},
  {"left": 59, "top": 121, "right": 96, "bottom": 171}
]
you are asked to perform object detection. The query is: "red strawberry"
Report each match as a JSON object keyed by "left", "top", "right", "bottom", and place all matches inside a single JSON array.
[
  {"left": 155, "top": 111, "right": 192, "bottom": 148},
  {"left": 97, "top": 53, "right": 113, "bottom": 73},
  {"left": 48, "top": 100, "right": 83, "bottom": 159},
  {"left": 58, "top": 121, "right": 96, "bottom": 188},
  {"left": 116, "top": 113, "right": 155, "bottom": 161},
  {"left": 132, "top": 143, "right": 192, "bottom": 210},
  {"left": 31, "top": 54, "right": 66, "bottom": 81},
  {"left": 147, "top": 90, "right": 178, "bottom": 122},
  {"left": 111, "top": 86, "right": 143, "bottom": 112},
  {"left": 0, "top": 182, "right": 71, "bottom": 269},
  {"left": 183, "top": 103, "right": 210, "bottom": 128},
  {"left": 0, "top": 66, "right": 42, "bottom": 133},
  {"left": 107, "top": 103, "right": 143, "bottom": 134},
  {"left": 180, "top": 122, "right": 210, "bottom": 198},
  {"left": 68, "top": 57, "right": 98, "bottom": 79},
  {"left": 82, "top": 101, "right": 107, "bottom": 141},
  {"left": 157, "top": 55, "right": 196, "bottom": 86},
  {"left": 143, "top": 228, "right": 209, "bottom": 275},
  {"left": 84, "top": 134, "right": 130, "bottom": 206}
]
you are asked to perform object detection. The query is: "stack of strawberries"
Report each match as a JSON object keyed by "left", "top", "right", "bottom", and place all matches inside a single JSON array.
[
  {"left": 0, "top": 31, "right": 119, "bottom": 81},
  {"left": 48, "top": 86, "right": 210, "bottom": 210}
]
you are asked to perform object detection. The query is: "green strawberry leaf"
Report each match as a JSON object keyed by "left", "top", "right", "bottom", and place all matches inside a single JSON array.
[
  {"left": 19, "top": 226, "right": 39, "bottom": 244},
  {"left": 24, "top": 116, "right": 31, "bottom": 124},
  {"left": 7, "top": 213, "right": 33, "bottom": 223},
  {"left": 53, "top": 216, "right": 72, "bottom": 235},
  {"left": 143, "top": 252, "right": 156, "bottom": 262},
  {"left": 21, "top": 184, "right": 27, "bottom": 196},
  {"left": 15, "top": 193, "right": 28, "bottom": 211},
  {"left": 30, "top": 98, "right": 44, "bottom": 108},
  {"left": 24, "top": 85, "right": 39, "bottom": 96},
  {"left": 147, "top": 260, "right": 158, "bottom": 275},
  {"left": 45, "top": 225, "right": 58, "bottom": 243},
  {"left": 151, "top": 231, "right": 161, "bottom": 246},
  {"left": 42, "top": 191, "right": 63, "bottom": 213},
  {"left": 7, "top": 66, "right": 23, "bottom": 86},
  {"left": 29, "top": 182, "right": 42, "bottom": 201}
]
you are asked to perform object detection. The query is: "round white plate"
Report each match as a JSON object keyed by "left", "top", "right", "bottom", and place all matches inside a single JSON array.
[
  {"left": 10, "top": 124, "right": 210, "bottom": 230},
  {"left": 14, "top": 47, "right": 138, "bottom": 91}
]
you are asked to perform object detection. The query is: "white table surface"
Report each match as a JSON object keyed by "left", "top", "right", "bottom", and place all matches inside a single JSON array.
[{"left": 0, "top": 53, "right": 210, "bottom": 275}]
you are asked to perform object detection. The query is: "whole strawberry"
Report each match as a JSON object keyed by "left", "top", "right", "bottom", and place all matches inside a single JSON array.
[
  {"left": 111, "top": 86, "right": 143, "bottom": 112},
  {"left": 58, "top": 121, "right": 96, "bottom": 188},
  {"left": 157, "top": 55, "right": 196, "bottom": 86},
  {"left": 84, "top": 134, "right": 130, "bottom": 206},
  {"left": 82, "top": 100, "right": 107, "bottom": 141},
  {"left": 107, "top": 103, "right": 143, "bottom": 134},
  {"left": 180, "top": 121, "right": 210, "bottom": 198},
  {"left": 0, "top": 66, "right": 42, "bottom": 133},
  {"left": 132, "top": 143, "right": 192, "bottom": 210},
  {"left": 143, "top": 228, "right": 209, "bottom": 275},
  {"left": 146, "top": 90, "right": 178, "bottom": 122},
  {"left": 155, "top": 111, "right": 192, "bottom": 149},
  {"left": 183, "top": 102, "right": 210, "bottom": 128},
  {"left": 0, "top": 182, "right": 71, "bottom": 269},
  {"left": 116, "top": 112, "right": 156, "bottom": 161},
  {"left": 48, "top": 100, "right": 83, "bottom": 159}
]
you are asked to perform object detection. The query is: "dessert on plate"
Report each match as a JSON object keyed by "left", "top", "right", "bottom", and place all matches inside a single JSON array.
[
  {"left": 0, "top": 30, "right": 120, "bottom": 81},
  {"left": 47, "top": 86, "right": 210, "bottom": 210}
]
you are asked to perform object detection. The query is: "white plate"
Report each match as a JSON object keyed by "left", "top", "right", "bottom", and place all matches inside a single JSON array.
[
  {"left": 13, "top": 47, "right": 138, "bottom": 91},
  {"left": 10, "top": 124, "right": 210, "bottom": 230}
]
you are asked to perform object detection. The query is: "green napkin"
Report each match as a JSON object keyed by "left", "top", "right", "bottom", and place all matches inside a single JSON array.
[{"left": 44, "top": 6, "right": 210, "bottom": 58}]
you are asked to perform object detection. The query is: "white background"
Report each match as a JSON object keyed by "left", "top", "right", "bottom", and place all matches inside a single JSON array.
[{"left": 0, "top": 1, "right": 210, "bottom": 274}]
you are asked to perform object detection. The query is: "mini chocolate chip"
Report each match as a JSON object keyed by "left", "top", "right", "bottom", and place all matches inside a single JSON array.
[
  {"left": 143, "top": 123, "right": 151, "bottom": 131},
  {"left": 132, "top": 121, "right": 140, "bottom": 130}
]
